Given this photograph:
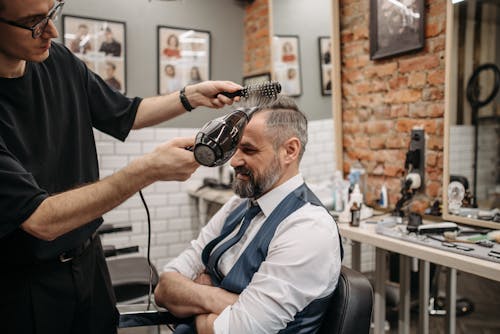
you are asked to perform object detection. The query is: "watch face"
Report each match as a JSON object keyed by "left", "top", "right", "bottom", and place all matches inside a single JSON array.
[{"left": 448, "top": 181, "right": 465, "bottom": 213}]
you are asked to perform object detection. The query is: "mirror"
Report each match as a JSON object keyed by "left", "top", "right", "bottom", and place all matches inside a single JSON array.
[{"left": 444, "top": 0, "right": 500, "bottom": 229}]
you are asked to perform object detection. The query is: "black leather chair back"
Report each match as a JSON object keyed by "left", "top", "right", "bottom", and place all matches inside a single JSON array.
[{"left": 318, "top": 266, "right": 373, "bottom": 334}]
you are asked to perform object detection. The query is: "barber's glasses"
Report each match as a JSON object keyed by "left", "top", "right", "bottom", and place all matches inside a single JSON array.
[{"left": 0, "top": 1, "right": 64, "bottom": 39}]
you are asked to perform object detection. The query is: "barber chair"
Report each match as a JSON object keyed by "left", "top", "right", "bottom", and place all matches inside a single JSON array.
[
  {"left": 98, "top": 224, "right": 159, "bottom": 304},
  {"left": 318, "top": 266, "right": 373, "bottom": 334},
  {"left": 118, "top": 266, "right": 373, "bottom": 333}
]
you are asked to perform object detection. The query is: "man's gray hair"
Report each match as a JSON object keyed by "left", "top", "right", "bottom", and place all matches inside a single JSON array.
[{"left": 253, "top": 95, "right": 308, "bottom": 161}]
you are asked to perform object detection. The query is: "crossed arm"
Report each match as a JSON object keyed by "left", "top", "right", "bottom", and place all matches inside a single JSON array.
[
  {"left": 154, "top": 271, "right": 238, "bottom": 334},
  {"left": 153, "top": 200, "right": 341, "bottom": 334}
]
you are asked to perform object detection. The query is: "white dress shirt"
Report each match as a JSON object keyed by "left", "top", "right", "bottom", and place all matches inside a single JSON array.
[{"left": 163, "top": 174, "right": 342, "bottom": 334}]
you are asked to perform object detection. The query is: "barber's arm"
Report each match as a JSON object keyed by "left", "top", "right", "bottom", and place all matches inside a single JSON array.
[
  {"left": 132, "top": 81, "right": 242, "bottom": 129},
  {"left": 21, "top": 137, "right": 198, "bottom": 241}
]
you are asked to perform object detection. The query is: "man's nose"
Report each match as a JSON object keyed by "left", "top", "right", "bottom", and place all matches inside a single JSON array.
[
  {"left": 42, "top": 19, "right": 59, "bottom": 39},
  {"left": 230, "top": 150, "right": 243, "bottom": 168}
]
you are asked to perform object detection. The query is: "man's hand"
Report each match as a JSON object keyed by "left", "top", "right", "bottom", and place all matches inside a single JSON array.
[
  {"left": 194, "top": 272, "right": 213, "bottom": 286},
  {"left": 195, "top": 313, "right": 218, "bottom": 334},
  {"left": 184, "top": 81, "right": 242, "bottom": 109}
]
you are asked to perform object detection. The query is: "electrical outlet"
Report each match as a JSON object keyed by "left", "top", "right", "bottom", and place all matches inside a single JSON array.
[{"left": 409, "top": 129, "right": 425, "bottom": 191}]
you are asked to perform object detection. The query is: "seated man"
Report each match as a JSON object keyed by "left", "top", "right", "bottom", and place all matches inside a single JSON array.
[{"left": 154, "top": 96, "right": 343, "bottom": 334}]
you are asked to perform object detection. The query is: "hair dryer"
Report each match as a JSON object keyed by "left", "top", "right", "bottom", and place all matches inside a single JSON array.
[
  {"left": 191, "top": 81, "right": 282, "bottom": 167},
  {"left": 193, "top": 108, "right": 256, "bottom": 167}
]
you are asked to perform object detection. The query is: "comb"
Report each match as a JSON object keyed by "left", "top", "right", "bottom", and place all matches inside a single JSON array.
[{"left": 216, "top": 81, "right": 281, "bottom": 99}]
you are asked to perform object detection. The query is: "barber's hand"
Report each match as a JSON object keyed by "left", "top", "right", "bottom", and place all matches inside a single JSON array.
[
  {"left": 148, "top": 137, "right": 199, "bottom": 182},
  {"left": 184, "top": 81, "right": 242, "bottom": 109}
]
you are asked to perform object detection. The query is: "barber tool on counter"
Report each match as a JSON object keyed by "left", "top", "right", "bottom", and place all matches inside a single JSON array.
[{"left": 188, "top": 81, "right": 281, "bottom": 167}]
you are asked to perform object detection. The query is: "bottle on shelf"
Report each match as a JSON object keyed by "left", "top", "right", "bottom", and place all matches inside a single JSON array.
[
  {"left": 350, "top": 201, "right": 361, "bottom": 227},
  {"left": 332, "top": 170, "right": 345, "bottom": 212},
  {"left": 379, "top": 183, "right": 388, "bottom": 209},
  {"left": 349, "top": 184, "right": 363, "bottom": 227},
  {"left": 349, "top": 160, "right": 367, "bottom": 199}
]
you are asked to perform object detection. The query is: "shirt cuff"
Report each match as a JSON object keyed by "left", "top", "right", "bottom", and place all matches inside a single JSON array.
[{"left": 213, "top": 305, "right": 231, "bottom": 334}]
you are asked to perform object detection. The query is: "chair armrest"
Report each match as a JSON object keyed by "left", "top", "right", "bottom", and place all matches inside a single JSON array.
[{"left": 117, "top": 303, "right": 192, "bottom": 328}]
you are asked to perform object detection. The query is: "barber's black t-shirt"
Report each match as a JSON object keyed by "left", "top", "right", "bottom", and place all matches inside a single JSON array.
[{"left": 0, "top": 42, "right": 141, "bottom": 263}]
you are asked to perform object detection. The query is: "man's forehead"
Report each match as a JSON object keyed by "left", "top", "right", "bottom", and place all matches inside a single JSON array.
[
  {"left": 245, "top": 113, "right": 267, "bottom": 135},
  {"left": 3, "top": 0, "right": 54, "bottom": 17},
  {"left": 241, "top": 114, "right": 271, "bottom": 146}
]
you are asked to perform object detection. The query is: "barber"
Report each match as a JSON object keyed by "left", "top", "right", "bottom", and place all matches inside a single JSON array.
[{"left": 0, "top": 1, "right": 241, "bottom": 333}]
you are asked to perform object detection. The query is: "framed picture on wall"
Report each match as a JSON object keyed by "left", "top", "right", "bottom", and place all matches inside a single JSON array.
[
  {"left": 157, "top": 26, "right": 211, "bottom": 95},
  {"left": 273, "top": 35, "right": 302, "bottom": 97},
  {"left": 63, "top": 15, "right": 127, "bottom": 94},
  {"left": 369, "top": 0, "right": 425, "bottom": 60},
  {"left": 318, "top": 36, "right": 332, "bottom": 96},
  {"left": 242, "top": 72, "right": 271, "bottom": 86}
]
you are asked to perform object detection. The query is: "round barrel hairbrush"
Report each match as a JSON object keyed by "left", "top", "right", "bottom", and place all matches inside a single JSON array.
[{"left": 216, "top": 81, "right": 281, "bottom": 99}]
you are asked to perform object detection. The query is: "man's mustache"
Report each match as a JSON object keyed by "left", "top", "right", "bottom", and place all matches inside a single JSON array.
[{"left": 234, "top": 167, "right": 253, "bottom": 178}]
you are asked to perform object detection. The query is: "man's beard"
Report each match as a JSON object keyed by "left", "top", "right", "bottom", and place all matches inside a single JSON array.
[{"left": 232, "top": 157, "right": 281, "bottom": 198}]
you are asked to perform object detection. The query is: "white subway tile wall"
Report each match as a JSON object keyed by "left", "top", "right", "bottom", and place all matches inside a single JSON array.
[{"left": 96, "top": 119, "right": 375, "bottom": 272}]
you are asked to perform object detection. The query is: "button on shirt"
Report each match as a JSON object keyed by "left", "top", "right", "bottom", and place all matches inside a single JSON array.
[{"left": 163, "top": 174, "right": 342, "bottom": 334}]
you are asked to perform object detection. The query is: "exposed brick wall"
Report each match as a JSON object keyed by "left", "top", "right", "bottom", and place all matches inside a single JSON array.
[
  {"left": 340, "top": 0, "right": 446, "bottom": 210},
  {"left": 243, "top": 0, "right": 272, "bottom": 76}
]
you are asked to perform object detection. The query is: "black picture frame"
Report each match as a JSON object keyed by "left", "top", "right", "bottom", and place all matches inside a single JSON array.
[
  {"left": 273, "top": 35, "right": 302, "bottom": 97},
  {"left": 369, "top": 0, "right": 425, "bottom": 60},
  {"left": 318, "top": 36, "right": 332, "bottom": 96},
  {"left": 157, "top": 26, "right": 211, "bottom": 95},
  {"left": 242, "top": 72, "right": 271, "bottom": 86},
  {"left": 63, "top": 15, "right": 127, "bottom": 94}
]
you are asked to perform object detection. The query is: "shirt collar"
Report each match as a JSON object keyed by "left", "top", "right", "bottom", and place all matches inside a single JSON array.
[{"left": 254, "top": 174, "right": 304, "bottom": 217}]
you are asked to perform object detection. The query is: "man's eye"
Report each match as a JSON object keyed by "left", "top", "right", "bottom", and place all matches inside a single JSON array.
[
  {"left": 20, "top": 16, "right": 43, "bottom": 26},
  {"left": 242, "top": 148, "right": 257, "bottom": 154}
]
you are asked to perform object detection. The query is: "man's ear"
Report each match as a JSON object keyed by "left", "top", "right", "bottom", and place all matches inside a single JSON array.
[{"left": 281, "top": 137, "right": 301, "bottom": 164}]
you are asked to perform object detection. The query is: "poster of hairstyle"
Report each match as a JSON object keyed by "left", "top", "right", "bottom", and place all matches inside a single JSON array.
[
  {"left": 157, "top": 26, "right": 211, "bottom": 95},
  {"left": 273, "top": 35, "right": 302, "bottom": 97},
  {"left": 63, "top": 15, "right": 126, "bottom": 94},
  {"left": 369, "top": 0, "right": 425, "bottom": 60},
  {"left": 318, "top": 36, "right": 332, "bottom": 96}
]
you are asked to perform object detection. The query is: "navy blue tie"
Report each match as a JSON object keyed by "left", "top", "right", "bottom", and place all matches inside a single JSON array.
[{"left": 207, "top": 203, "right": 262, "bottom": 281}]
